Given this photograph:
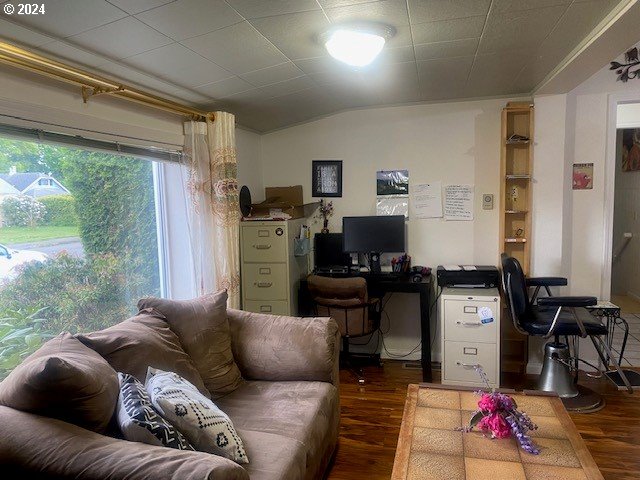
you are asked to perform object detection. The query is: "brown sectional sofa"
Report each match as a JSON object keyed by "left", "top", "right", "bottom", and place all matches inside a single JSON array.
[{"left": 0, "top": 307, "right": 341, "bottom": 480}]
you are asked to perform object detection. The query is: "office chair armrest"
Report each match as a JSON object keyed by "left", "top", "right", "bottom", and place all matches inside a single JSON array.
[
  {"left": 526, "top": 277, "right": 568, "bottom": 287},
  {"left": 537, "top": 296, "right": 597, "bottom": 308}
]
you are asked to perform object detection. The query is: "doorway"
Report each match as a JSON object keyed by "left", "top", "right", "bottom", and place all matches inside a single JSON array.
[{"left": 608, "top": 101, "right": 640, "bottom": 366}]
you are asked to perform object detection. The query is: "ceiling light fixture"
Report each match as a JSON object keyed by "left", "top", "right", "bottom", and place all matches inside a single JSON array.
[{"left": 320, "top": 23, "right": 396, "bottom": 67}]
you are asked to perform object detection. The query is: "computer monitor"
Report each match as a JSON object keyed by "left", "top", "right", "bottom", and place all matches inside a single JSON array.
[
  {"left": 314, "top": 233, "right": 350, "bottom": 270},
  {"left": 342, "top": 215, "right": 405, "bottom": 273}
]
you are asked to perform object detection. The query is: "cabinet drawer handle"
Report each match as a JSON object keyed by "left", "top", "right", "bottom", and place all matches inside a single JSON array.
[
  {"left": 259, "top": 305, "right": 272, "bottom": 312},
  {"left": 456, "top": 321, "right": 483, "bottom": 327},
  {"left": 253, "top": 244, "right": 272, "bottom": 250},
  {"left": 259, "top": 267, "right": 271, "bottom": 275},
  {"left": 463, "top": 306, "right": 478, "bottom": 313},
  {"left": 456, "top": 362, "right": 481, "bottom": 369},
  {"left": 255, "top": 282, "right": 273, "bottom": 288}
]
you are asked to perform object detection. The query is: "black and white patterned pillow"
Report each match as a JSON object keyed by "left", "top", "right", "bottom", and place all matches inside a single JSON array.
[
  {"left": 145, "top": 367, "right": 249, "bottom": 464},
  {"left": 117, "top": 372, "right": 194, "bottom": 450}
]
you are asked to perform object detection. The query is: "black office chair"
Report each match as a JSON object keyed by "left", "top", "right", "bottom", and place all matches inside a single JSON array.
[
  {"left": 501, "top": 254, "right": 632, "bottom": 412},
  {"left": 307, "top": 275, "right": 381, "bottom": 385}
]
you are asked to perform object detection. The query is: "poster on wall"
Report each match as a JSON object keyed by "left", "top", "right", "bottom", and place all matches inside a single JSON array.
[
  {"left": 312, "top": 160, "right": 342, "bottom": 197},
  {"left": 376, "top": 170, "right": 409, "bottom": 217},
  {"left": 621, "top": 129, "right": 640, "bottom": 171},
  {"left": 572, "top": 163, "right": 594, "bottom": 190}
]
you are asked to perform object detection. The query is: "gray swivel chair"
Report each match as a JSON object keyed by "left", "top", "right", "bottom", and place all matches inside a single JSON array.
[{"left": 501, "top": 254, "right": 632, "bottom": 412}]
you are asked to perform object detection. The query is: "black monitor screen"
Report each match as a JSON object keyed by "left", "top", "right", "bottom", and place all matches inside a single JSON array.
[
  {"left": 315, "top": 233, "right": 350, "bottom": 268},
  {"left": 342, "top": 215, "right": 405, "bottom": 253}
]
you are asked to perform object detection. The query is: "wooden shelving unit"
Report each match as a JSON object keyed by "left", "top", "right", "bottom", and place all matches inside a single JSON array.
[{"left": 499, "top": 101, "right": 534, "bottom": 376}]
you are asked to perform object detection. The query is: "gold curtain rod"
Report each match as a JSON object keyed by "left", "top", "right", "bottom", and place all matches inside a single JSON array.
[{"left": 0, "top": 40, "right": 213, "bottom": 121}]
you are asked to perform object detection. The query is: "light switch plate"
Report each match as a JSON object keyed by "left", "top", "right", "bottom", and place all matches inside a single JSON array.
[{"left": 482, "top": 194, "right": 494, "bottom": 210}]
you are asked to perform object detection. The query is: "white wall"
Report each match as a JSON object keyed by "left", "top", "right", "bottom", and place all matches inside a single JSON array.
[
  {"left": 260, "top": 98, "right": 524, "bottom": 360},
  {"left": 236, "top": 128, "right": 264, "bottom": 203}
]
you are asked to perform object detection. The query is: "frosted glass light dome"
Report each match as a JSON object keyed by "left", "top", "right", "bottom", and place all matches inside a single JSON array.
[{"left": 321, "top": 24, "right": 395, "bottom": 67}]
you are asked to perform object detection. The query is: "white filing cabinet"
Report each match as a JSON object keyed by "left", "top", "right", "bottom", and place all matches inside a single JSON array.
[
  {"left": 240, "top": 219, "right": 308, "bottom": 316},
  {"left": 440, "top": 288, "right": 500, "bottom": 388}
]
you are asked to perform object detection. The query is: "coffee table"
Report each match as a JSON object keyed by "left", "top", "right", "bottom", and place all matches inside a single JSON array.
[{"left": 391, "top": 384, "right": 603, "bottom": 480}]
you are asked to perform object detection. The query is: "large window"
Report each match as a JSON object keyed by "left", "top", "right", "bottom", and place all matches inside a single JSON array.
[{"left": 0, "top": 136, "right": 166, "bottom": 379}]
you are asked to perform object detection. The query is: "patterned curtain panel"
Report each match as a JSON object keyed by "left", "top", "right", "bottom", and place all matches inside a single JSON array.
[
  {"left": 206, "top": 112, "right": 241, "bottom": 308},
  {"left": 182, "top": 115, "right": 240, "bottom": 306},
  {"left": 182, "top": 121, "right": 217, "bottom": 296}
]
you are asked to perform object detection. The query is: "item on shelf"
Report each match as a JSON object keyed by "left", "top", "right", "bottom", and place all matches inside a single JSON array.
[
  {"left": 317, "top": 199, "right": 334, "bottom": 233},
  {"left": 436, "top": 265, "right": 499, "bottom": 288},
  {"left": 506, "top": 133, "right": 530, "bottom": 143},
  {"left": 391, "top": 254, "right": 411, "bottom": 273}
]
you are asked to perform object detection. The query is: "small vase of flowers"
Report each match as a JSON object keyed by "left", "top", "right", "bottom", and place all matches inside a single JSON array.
[
  {"left": 460, "top": 366, "right": 540, "bottom": 455},
  {"left": 319, "top": 199, "right": 334, "bottom": 234}
]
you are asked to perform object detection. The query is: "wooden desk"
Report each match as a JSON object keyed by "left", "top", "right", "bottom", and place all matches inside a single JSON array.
[{"left": 299, "top": 273, "right": 433, "bottom": 382}]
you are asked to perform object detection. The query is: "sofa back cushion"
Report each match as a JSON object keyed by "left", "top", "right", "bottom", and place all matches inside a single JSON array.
[
  {"left": 0, "top": 332, "right": 118, "bottom": 433},
  {"left": 76, "top": 310, "right": 210, "bottom": 398},
  {"left": 138, "top": 290, "right": 242, "bottom": 398}
]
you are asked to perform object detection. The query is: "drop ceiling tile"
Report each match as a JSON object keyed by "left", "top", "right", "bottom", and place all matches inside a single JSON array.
[
  {"left": 416, "top": 56, "right": 474, "bottom": 100},
  {"left": 225, "top": 0, "right": 320, "bottom": 19},
  {"left": 414, "top": 38, "right": 479, "bottom": 61},
  {"left": 324, "top": 0, "right": 410, "bottom": 27},
  {"left": 124, "top": 43, "right": 233, "bottom": 87},
  {"left": 295, "top": 55, "right": 341, "bottom": 75},
  {"left": 408, "top": 0, "right": 491, "bottom": 23},
  {"left": 478, "top": 5, "right": 566, "bottom": 54},
  {"left": 465, "top": 51, "right": 531, "bottom": 97},
  {"left": 194, "top": 76, "right": 254, "bottom": 98},
  {"left": 411, "top": 16, "right": 485, "bottom": 44},
  {"left": 9, "top": 0, "right": 127, "bottom": 37},
  {"left": 164, "top": 86, "right": 212, "bottom": 105},
  {"left": 540, "top": 0, "right": 620, "bottom": 53},
  {"left": 259, "top": 75, "right": 317, "bottom": 98},
  {"left": 106, "top": 0, "right": 176, "bottom": 14},
  {"left": 250, "top": 10, "right": 330, "bottom": 60},
  {"left": 240, "top": 62, "right": 305, "bottom": 87},
  {"left": 318, "top": 0, "right": 383, "bottom": 7},
  {"left": 386, "top": 24, "right": 414, "bottom": 48},
  {"left": 511, "top": 48, "right": 567, "bottom": 92},
  {"left": 182, "top": 22, "right": 288, "bottom": 74},
  {"left": 375, "top": 45, "right": 416, "bottom": 65},
  {"left": 37, "top": 41, "right": 108, "bottom": 67},
  {"left": 492, "top": 0, "right": 571, "bottom": 14},
  {"left": 0, "top": 18, "right": 53, "bottom": 47},
  {"left": 135, "top": 0, "right": 243, "bottom": 41},
  {"left": 96, "top": 60, "right": 188, "bottom": 93},
  {"left": 221, "top": 87, "right": 284, "bottom": 109},
  {"left": 69, "top": 17, "right": 173, "bottom": 59}
]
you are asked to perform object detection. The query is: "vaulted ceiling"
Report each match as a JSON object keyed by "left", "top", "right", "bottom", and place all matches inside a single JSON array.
[{"left": 0, "top": 0, "right": 629, "bottom": 131}]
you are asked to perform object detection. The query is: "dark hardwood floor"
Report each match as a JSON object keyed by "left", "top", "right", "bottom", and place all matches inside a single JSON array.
[{"left": 327, "top": 361, "right": 640, "bottom": 480}]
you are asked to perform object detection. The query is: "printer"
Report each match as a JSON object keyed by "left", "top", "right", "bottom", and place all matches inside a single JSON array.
[{"left": 436, "top": 265, "right": 500, "bottom": 288}]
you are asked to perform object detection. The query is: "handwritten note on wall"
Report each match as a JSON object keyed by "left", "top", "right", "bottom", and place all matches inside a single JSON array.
[
  {"left": 444, "top": 184, "right": 474, "bottom": 221},
  {"left": 411, "top": 182, "right": 442, "bottom": 218}
]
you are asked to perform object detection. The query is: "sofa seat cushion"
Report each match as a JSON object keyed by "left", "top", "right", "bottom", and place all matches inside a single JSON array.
[
  {"left": 0, "top": 333, "right": 118, "bottom": 433},
  {"left": 238, "top": 430, "right": 306, "bottom": 480},
  {"left": 76, "top": 310, "right": 210, "bottom": 398},
  {"left": 216, "top": 380, "right": 339, "bottom": 478}
]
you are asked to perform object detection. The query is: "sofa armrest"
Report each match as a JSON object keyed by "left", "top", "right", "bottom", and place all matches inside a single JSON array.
[
  {"left": 227, "top": 308, "right": 340, "bottom": 387},
  {"left": 0, "top": 406, "right": 249, "bottom": 480}
]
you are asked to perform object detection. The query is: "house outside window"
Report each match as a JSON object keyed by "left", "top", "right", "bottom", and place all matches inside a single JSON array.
[{"left": 38, "top": 178, "right": 53, "bottom": 186}]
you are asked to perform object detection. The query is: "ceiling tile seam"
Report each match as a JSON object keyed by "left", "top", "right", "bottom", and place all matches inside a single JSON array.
[
  {"left": 55, "top": 13, "right": 132, "bottom": 40},
  {"left": 413, "top": 37, "right": 482, "bottom": 48},
  {"left": 409, "top": 13, "right": 490, "bottom": 28},
  {"left": 314, "top": 0, "right": 331, "bottom": 23},
  {"left": 404, "top": 0, "right": 421, "bottom": 97},
  {"left": 507, "top": 1, "right": 577, "bottom": 91},
  {"left": 463, "top": 0, "right": 494, "bottom": 87},
  {"left": 196, "top": 73, "right": 312, "bottom": 98},
  {"left": 105, "top": 0, "right": 177, "bottom": 17}
]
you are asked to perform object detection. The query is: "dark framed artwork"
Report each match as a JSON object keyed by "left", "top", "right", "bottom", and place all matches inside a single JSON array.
[{"left": 312, "top": 160, "right": 342, "bottom": 197}]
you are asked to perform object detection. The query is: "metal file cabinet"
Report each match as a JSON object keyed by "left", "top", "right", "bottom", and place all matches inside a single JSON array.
[
  {"left": 240, "top": 219, "right": 308, "bottom": 316},
  {"left": 440, "top": 288, "right": 501, "bottom": 388}
]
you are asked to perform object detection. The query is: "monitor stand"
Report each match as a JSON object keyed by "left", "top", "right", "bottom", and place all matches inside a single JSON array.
[{"left": 369, "top": 252, "right": 381, "bottom": 273}]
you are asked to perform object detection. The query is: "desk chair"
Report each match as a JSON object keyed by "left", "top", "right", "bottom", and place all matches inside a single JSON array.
[
  {"left": 500, "top": 254, "right": 632, "bottom": 412},
  {"left": 307, "top": 275, "right": 381, "bottom": 384}
]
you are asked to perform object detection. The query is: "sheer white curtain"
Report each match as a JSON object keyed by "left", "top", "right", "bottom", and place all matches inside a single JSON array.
[{"left": 182, "top": 113, "right": 241, "bottom": 307}]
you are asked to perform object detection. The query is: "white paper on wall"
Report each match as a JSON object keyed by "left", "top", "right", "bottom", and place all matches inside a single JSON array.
[
  {"left": 376, "top": 195, "right": 409, "bottom": 217},
  {"left": 444, "top": 184, "right": 474, "bottom": 221},
  {"left": 411, "top": 182, "right": 442, "bottom": 218}
]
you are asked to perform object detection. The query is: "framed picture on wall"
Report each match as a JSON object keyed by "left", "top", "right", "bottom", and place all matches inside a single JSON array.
[{"left": 312, "top": 160, "right": 342, "bottom": 197}]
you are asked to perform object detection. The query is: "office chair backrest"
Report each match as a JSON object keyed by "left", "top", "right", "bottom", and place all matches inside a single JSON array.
[
  {"left": 500, "top": 254, "right": 530, "bottom": 324},
  {"left": 307, "top": 275, "right": 374, "bottom": 337}
]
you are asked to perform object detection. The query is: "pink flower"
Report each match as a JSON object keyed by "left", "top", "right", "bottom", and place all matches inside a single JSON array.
[
  {"left": 477, "top": 393, "right": 499, "bottom": 413},
  {"left": 478, "top": 413, "right": 512, "bottom": 439}
]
